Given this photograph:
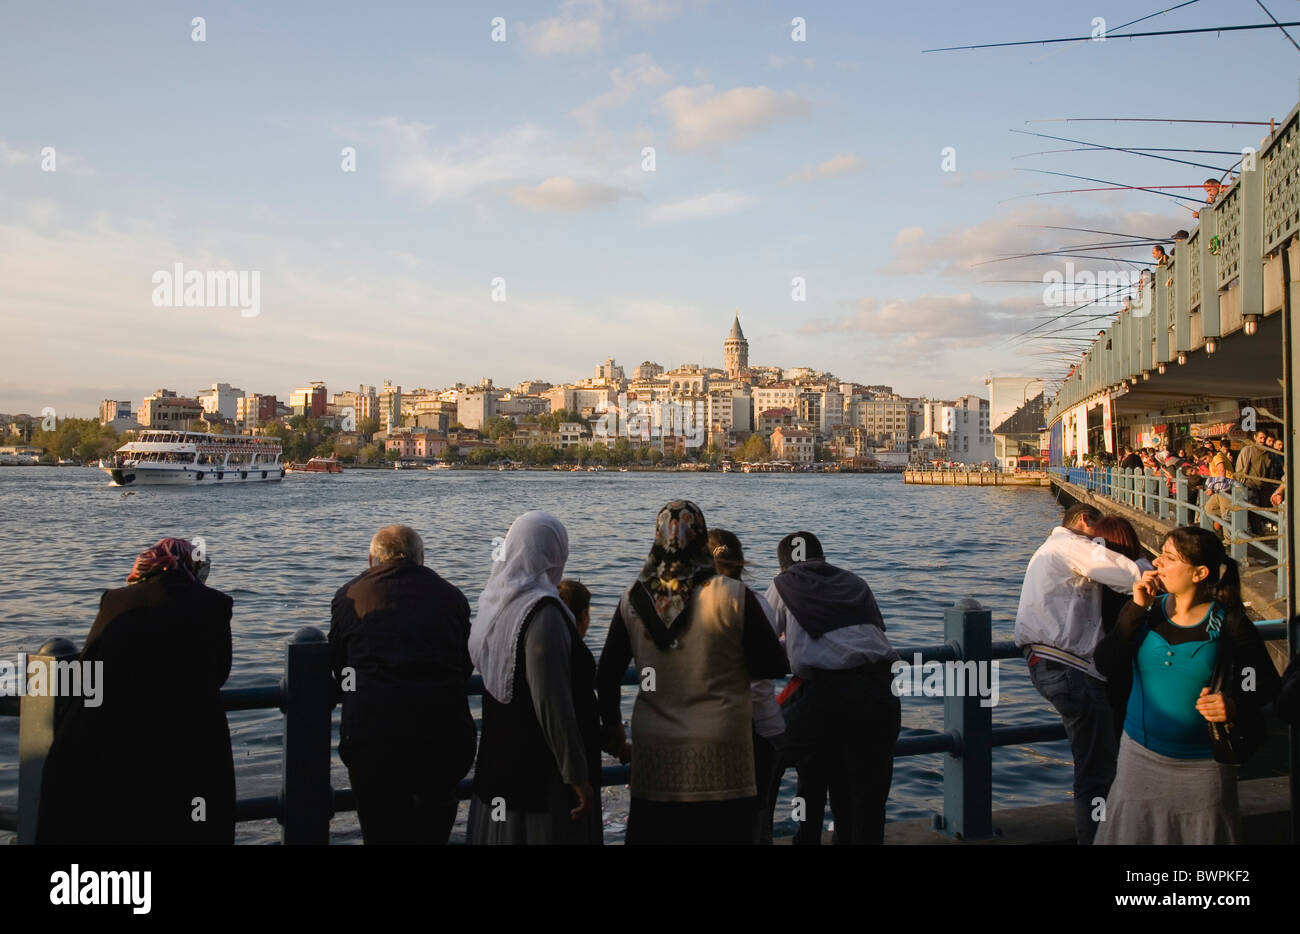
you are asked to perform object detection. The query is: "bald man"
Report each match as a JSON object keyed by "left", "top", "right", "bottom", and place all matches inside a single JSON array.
[{"left": 329, "top": 524, "right": 475, "bottom": 844}]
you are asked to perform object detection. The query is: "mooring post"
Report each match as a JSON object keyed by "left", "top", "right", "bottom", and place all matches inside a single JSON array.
[
  {"left": 280, "top": 627, "right": 332, "bottom": 845},
  {"left": 17, "top": 637, "right": 78, "bottom": 845},
  {"left": 940, "top": 598, "right": 993, "bottom": 840}
]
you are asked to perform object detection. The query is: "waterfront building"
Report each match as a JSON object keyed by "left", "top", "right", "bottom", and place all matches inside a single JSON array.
[
  {"left": 544, "top": 386, "right": 616, "bottom": 418},
  {"left": 753, "top": 383, "right": 800, "bottom": 415},
  {"left": 384, "top": 426, "right": 446, "bottom": 461},
  {"left": 197, "top": 382, "right": 245, "bottom": 421},
  {"left": 724, "top": 313, "right": 749, "bottom": 379},
  {"left": 846, "top": 396, "right": 910, "bottom": 450},
  {"left": 594, "top": 358, "right": 625, "bottom": 382},
  {"left": 771, "top": 425, "right": 814, "bottom": 463},
  {"left": 137, "top": 390, "right": 203, "bottom": 429},
  {"left": 987, "top": 377, "right": 1045, "bottom": 470},
  {"left": 237, "top": 393, "right": 277, "bottom": 429},
  {"left": 633, "top": 361, "right": 663, "bottom": 380},
  {"left": 331, "top": 385, "right": 379, "bottom": 426},
  {"left": 992, "top": 394, "right": 1046, "bottom": 471},
  {"left": 289, "top": 382, "right": 327, "bottom": 418},
  {"left": 756, "top": 407, "right": 796, "bottom": 438},
  {"left": 99, "top": 399, "right": 140, "bottom": 432},
  {"left": 514, "top": 379, "right": 552, "bottom": 395},
  {"left": 379, "top": 381, "right": 402, "bottom": 432},
  {"left": 558, "top": 422, "right": 586, "bottom": 449},
  {"left": 495, "top": 394, "right": 549, "bottom": 419},
  {"left": 942, "top": 395, "right": 993, "bottom": 465}
]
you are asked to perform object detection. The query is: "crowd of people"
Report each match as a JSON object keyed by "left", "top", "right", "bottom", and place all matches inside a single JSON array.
[{"left": 30, "top": 493, "right": 1300, "bottom": 846}]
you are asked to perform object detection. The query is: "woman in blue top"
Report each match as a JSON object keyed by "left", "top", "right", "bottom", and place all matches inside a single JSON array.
[{"left": 1094, "top": 526, "right": 1278, "bottom": 844}]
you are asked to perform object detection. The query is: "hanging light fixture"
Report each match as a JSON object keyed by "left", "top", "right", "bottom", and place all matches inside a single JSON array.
[
  {"left": 1205, "top": 338, "right": 1219, "bottom": 354},
  {"left": 1130, "top": 376, "right": 1139, "bottom": 385},
  {"left": 1142, "top": 370, "right": 1151, "bottom": 381},
  {"left": 1177, "top": 351, "right": 1188, "bottom": 365},
  {"left": 1244, "top": 314, "right": 1260, "bottom": 336},
  {"left": 1158, "top": 363, "right": 1167, "bottom": 375}
]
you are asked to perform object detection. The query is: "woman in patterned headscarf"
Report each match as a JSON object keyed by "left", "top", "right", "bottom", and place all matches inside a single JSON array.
[
  {"left": 37, "top": 537, "right": 235, "bottom": 844},
  {"left": 597, "top": 500, "right": 789, "bottom": 844}
]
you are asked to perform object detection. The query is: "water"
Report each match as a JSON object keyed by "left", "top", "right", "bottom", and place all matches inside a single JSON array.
[{"left": 0, "top": 466, "right": 1074, "bottom": 843}]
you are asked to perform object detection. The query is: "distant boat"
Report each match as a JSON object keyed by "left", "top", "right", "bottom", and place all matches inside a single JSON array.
[
  {"left": 101, "top": 430, "right": 284, "bottom": 486},
  {"left": 286, "top": 457, "right": 342, "bottom": 474}
]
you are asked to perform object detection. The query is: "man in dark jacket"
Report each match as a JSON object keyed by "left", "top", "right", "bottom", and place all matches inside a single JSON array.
[
  {"left": 764, "top": 531, "right": 901, "bottom": 844},
  {"left": 329, "top": 525, "right": 475, "bottom": 844}
]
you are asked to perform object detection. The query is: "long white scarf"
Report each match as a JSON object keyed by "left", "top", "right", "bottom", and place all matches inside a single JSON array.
[{"left": 471, "top": 510, "right": 574, "bottom": 703}]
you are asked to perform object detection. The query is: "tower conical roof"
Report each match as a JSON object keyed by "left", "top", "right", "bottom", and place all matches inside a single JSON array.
[{"left": 728, "top": 313, "right": 745, "bottom": 341}]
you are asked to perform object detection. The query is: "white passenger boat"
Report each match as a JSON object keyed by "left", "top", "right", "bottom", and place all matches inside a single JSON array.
[{"left": 100, "top": 431, "right": 284, "bottom": 486}]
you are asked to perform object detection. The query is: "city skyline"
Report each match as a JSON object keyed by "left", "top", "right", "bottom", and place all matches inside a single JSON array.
[{"left": 4, "top": 2, "right": 1296, "bottom": 414}]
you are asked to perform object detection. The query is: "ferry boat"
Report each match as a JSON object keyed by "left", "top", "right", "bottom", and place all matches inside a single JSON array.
[
  {"left": 101, "top": 431, "right": 284, "bottom": 486},
  {"left": 286, "top": 457, "right": 343, "bottom": 474}
]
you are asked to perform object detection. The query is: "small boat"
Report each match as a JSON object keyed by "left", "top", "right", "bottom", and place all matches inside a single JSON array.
[{"left": 286, "top": 457, "right": 343, "bottom": 474}]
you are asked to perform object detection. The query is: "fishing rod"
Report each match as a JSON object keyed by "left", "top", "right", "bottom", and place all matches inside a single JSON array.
[
  {"left": 1014, "top": 146, "right": 1241, "bottom": 159},
  {"left": 924, "top": 20, "right": 1300, "bottom": 53},
  {"left": 1022, "top": 224, "right": 1173, "bottom": 242},
  {"left": 1003, "top": 170, "right": 1205, "bottom": 206},
  {"left": 1010, "top": 129, "right": 1230, "bottom": 172},
  {"left": 976, "top": 251, "right": 1152, "bottom": 268},
  {"left": 975, "top": 245, "right": 1161, "bottom": 268},
  {"left": 1253, "top": 0, "right": 1300, "bottom": 53},
  {"left": 1008, "top": 281, "right": 1138, "bottom": 344},
  {"left": 1028, "top": 118, "right": 1273, "bottom": 127},
  {"left": 1027, "top": 0, "right": 1203, "bottom": 64}
]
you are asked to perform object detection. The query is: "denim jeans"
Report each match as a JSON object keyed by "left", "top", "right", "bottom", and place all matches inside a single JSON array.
[{"left": 1029, "top": 661, "right": 1118, "bottom": 845}]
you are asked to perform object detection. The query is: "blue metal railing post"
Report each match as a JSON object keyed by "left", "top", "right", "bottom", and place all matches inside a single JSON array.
[
  {"left": 1175, "top": 474, "right": 1189, "bottom": 526},
  {"left": 16, "top": 638, "right": 78, "bottom": 845},
  {"left": 940, "top": 598, "right": 994, "bottom": 840},
  {"left": 280, "top": 627, "right": 332, "bottom": 844},
  {"left": 1229, "top": 484, "right": 1248, "bottom": 563}
]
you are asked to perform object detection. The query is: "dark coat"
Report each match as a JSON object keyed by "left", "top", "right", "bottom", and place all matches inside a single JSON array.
[
  {"left": 36, "top": 569, "right": 236, "bottom": 844},
  {"left": 328, "top": 560, "right": 475, "bottom": 783}
]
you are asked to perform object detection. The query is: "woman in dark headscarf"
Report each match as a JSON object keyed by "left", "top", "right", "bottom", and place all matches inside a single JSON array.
[
  {"left": 597, "top": 501, "right": 789, "bottom": 844},
  {"left": 37, "top": 537, "right": 236, "bottom": 844}
]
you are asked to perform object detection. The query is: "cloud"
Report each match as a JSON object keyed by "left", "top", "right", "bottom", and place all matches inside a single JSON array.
[
  {"left": 882, "top": 205, "right": 1185, "bottom": 278},
  {"left": 571, "top": 53, "right": 670, "bottom": 128},
  {"left": 784, "top": 152, "right": 863, "bottom": 184},
  {"left": 799, "top": 293, "right": 1035, "bottom": 360},
  {"left": 0, "top": 139, "right": 32, "bottom": 167},
  {"left": 768, "top": 54, "right": 815, "bottom": 69},
  {"left": 619, "top": 0, "right": 690, "bottom": 22},
  {"left": 656, "top": 85, "right": 810, "bottom": 150},
  {"left": 648, "top": 189, "right": 754, "bottom": 222},
  {"left": 520, "top": 0, "right": 608, "bottom": 55},
  {"left": 511, "top": 176, "right": 633, "bottom": 212}
]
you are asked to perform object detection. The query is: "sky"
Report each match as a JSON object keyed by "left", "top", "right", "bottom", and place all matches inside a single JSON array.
[{"left": 2, "top": 0, "right": 1298, "bottom": 416}]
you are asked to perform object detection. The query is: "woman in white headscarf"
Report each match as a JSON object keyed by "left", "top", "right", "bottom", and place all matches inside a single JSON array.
[{"left": 467, "top": 511, "right": 602, "bottom": 844}]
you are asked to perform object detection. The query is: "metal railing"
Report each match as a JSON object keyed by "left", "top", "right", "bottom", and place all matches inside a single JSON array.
[
  {"left": 1, "top": 605, "right": 1287, "bottom": 843},
  {"left": 1049, "top": 465, "right": 1288, "bottom": 600}
]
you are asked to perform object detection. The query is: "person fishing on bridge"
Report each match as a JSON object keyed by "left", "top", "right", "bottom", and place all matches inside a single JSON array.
[{"left": 1015, "top": 503, "right": 1143, "bottom": 845}]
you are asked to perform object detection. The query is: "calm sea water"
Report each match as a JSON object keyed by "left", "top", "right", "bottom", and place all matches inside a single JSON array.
[{"left": 0, "top": 466, "right": 1073, "bottom": 843}]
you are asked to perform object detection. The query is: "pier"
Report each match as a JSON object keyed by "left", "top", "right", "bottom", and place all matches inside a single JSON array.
[
  {"left": 904, "top": 467, "right": 1050, "bottom": 486},
  {"left": 1, "top": 602, "right": 1288, "bottom": 844}
]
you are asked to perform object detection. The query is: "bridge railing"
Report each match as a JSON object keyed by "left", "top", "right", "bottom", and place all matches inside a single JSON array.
[
  {"left": 0, "top": 606, "right": 1287, "bottom": 843},
  {"left": 1050, "top": 465, "right": 1288, "bottom": 601}
]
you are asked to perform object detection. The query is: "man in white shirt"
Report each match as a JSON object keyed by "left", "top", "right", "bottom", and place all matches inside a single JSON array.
[{"left": 1015, "top": 503, "right": 1142, "bottom": 844}]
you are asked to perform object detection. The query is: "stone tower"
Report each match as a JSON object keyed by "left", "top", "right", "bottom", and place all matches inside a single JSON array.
[{"left": 724, "top": 312, "right": 748, "bottom": 379}]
